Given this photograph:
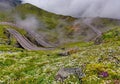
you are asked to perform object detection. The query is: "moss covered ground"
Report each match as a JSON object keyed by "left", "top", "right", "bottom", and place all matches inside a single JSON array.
[{"left": 0, "top": 27, "right": 120, "bottom": 84}]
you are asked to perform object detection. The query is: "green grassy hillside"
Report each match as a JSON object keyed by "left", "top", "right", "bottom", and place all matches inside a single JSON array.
[{"left": 0, "top": 3, "right": 120, "bottom": 84}]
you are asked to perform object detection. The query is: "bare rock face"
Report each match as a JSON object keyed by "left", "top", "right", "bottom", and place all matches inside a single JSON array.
[{"left": 55, "top": 68, "right": 85, "bottom": 82}]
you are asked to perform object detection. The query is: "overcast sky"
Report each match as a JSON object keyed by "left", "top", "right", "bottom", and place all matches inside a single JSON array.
[{"left": 22, "top": 0, "right": 120, "bottom": 19}]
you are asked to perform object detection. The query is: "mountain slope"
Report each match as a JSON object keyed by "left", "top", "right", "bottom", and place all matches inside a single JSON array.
[{"left": 1, "top": 3, "right": 120, "bottom": 45}]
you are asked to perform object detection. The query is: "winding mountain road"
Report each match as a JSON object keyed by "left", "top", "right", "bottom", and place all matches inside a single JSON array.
[
  {"left": 26, "top": 29, "right": 54, "bottom": 48},
  {"left": 6, "top": 28, "right": 47, "bottom": 50},
  {"left": 82, "top": 19, "right": 102, "bottom": 40},
  {"left": 0, "top": 22, "right": 54, "bottom": 48}
]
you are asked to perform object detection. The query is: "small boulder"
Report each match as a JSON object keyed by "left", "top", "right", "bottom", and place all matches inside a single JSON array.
[
  {"left": 58, "top": 48, "right": 79, "bottom": 56},
  {"left": 55, "top": 67, "right": 85, "bottom": 82}
]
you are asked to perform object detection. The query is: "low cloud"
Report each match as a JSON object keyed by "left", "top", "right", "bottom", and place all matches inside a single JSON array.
[
  {"left": 0, "top": 2, "right": 13, "bottom": 12},
  {"left": 22, "top": 0, "right": 120, "bottom": 19},
  {"left": 14, "top": 15, "right": 40, "bottom": 30}
]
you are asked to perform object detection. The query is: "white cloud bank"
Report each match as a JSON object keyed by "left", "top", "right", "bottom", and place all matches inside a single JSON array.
[{"left": 21, "top": 0, "right": 120, "bottom": 19}]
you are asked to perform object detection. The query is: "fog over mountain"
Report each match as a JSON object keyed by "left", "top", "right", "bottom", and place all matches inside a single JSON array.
[
  {"left": 0, "top": 0, "right": 21, "bottom": 6},
  {"left": 21, "top": 0, "right": 120, "bottom": 19}
]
